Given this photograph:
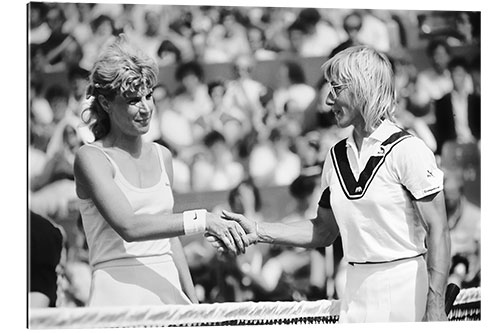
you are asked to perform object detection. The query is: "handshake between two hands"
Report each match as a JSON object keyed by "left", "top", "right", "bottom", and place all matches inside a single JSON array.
[{"left": 204, "top": 210, "right": 258, "bottom": 256}]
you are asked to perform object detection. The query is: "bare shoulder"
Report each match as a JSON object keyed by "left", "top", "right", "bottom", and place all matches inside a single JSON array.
[
  {"left": 153, "top": 142, "right": 173, "bottom": 164},
  {"left": 153, "top": 143, "right": 174, "bottom": 181},
  {"left": 74, "top": 143, "right": 112, "bottom": 176}
]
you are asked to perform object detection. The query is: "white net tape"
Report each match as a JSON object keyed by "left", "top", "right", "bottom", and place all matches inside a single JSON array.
[
  {"left": 29, "top": 287, "right": 480, "bottom": 328},
  {"left": 30, "top": 300, "right": 340, "bottom": 328}
]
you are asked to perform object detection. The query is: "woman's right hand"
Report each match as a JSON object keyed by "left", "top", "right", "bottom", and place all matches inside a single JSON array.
[{"left": 205, "top": 212, "right": 250, "bottom": 255}]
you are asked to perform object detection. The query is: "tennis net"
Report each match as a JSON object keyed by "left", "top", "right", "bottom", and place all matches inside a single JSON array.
[{"left": 29, "top": 287, "right": 480, "bottom": 328}]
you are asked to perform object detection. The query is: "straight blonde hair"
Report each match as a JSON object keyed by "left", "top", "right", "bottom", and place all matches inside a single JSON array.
[{"left": 322, "top": 46, "right": 396, "bottom": 132}]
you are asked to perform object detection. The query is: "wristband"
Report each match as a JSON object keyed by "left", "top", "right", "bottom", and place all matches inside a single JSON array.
[{"left": 183, "top": 209, "right": 207, "bottom": 235}]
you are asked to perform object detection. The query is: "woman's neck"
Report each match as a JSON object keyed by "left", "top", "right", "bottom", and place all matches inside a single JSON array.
[
  {"left": 352, "top": 125, "right": 372, "bottom": 152},
  {"left": 104, "top": 131, "right": 143, "bottom": 158}
]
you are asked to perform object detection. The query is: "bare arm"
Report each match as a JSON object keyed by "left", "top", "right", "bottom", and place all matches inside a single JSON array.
[
  {"left": 215, "top": 205, "right": 339, "bottom": 250},
  {"left": 73, "top": 145, "right": 247, "bottom": 253},
  {"left": 170, "top": 237, "right": 198, "bottom": 304},
  {"left": 414, "top": 191, "right": 451, "bottom": 321}
]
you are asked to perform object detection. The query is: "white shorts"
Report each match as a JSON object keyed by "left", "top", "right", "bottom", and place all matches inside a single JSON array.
[
  {"left": 88, "top": 255, "right": 192, "bottom": 307},
  {"left": 339, "top": 255, "right": 428, "bottom": 323}
]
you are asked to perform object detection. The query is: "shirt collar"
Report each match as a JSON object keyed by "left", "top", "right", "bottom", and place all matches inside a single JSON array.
[
  {"left": 346, "top": 119, "right": 399, "bottom": 147},
  {"left": 369, "top": 119, "right": 400, "bottom": 142}
]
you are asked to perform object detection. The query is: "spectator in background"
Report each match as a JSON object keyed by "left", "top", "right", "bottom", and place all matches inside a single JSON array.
[
  {"left": 202, "top": 80, "right": 248, "bottom": 150},
  {"left": 30, "top": 123, "right": 49, "bottom": 184},
  {"left": 286, "top": 19, "right": 307, "bottom": 56},
  {"left": 294, "top": 130, "right": 324, "bottom": 175},
  {"left": 30, "top": 122, "right": 82, "bottom": 221},
  {"left": 294, "top": 8, "right": 341, "bottom": 57},
  {"left": 62, "top": 2, "right": 94, "bottom": 48},
  {"left": 356, "top": 9, "right": 391, "bottom": 52},
  {"left": 171, "top": 61, "right": 213, "bottom": 143},
  {"left": 328, "top": 11, "right": 364, "bottom": 58},
  {"left": 283, "top": 174, "right": 321, "bottom": 222},
  {"left": 260, "top": 7, "right": 297, "bottom": 54},
  {"left": 410, "top": 38, "right": 473, "bottom": 117},
  {"left": 45, "top": 83, "right": 90, "bottom": 158},
  {"left": 203, "top": 8, "right": 251, "bottom": 63},
  {"left": 273, "top": 60, "right": 316, "bottom": 125},
  {"left": 246, "top": 24, "right": 277, "bottom": 61},
  {"left": 249, "top": 126, "right": 301, "bottom": 187},
  {"left": 443, "top": 168, "right": 480, "bottom": 288},
  {"left": 224, "top": 55, "right": 268, "bottom": 133},
  {"left": 29, "top": 76, "right": 53, "bottom": 179},
  {"left": 191, "top": 130, "right": 245, "bottom": 191},
  {"left": 80, "top": 15, "right": 117, "bottom": 70},
  {"left": 157, "top": 39, "right": 182, "bottom": 66},
  {"left": 30, "top": 75, "right": 53, "bottom": 129},
  {"left": 38, "top": 6, "right": 70, "bottom": 70},
  {"left": 149, "top": 84, "right": 192, "bottom": 193},
  {"left": 131, "top": 10, "right": 164, "bottom": 61},
  {"left": 29, "top": 211, "right": 65, "bottom": 308},
  {"left": 167, "top": 16, "right": 197, "bottom": 63},
  {"left": 448, "top": 12, "right": 479, "bottom": 46},
  {"left": 388, "top": 51, "right": 437, "bottom": 152},
  {"left": 67, "top": 66, "right": 89, "bottom": 118},
  {"left": 89, "top": 2, "right": 124, "bottom": 21},
  {"left": 156, "top": 85, "right": 195, "bottom": 153},
  {"left": 33, "top": 84, "right": 70, "bottom": 153},
  {"left": 30, "top": 2, "right": 51, "bottom": 45},
  {"left": 31, "top": 124, "right": 82, "bottom": 192},
  {"left": 212, "top": 178, "right": 263, "bottom": 226},
  {"left": 58, "top": 36, "right": 84, "bottom": 72},
  {"left": 443, "top": 168, "right": 480, "bottom": 261},
  {"left": 433, "top": 57, "right": 480, "bottom": 156}
]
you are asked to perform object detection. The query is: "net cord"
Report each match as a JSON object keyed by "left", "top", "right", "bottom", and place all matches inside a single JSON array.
[{"left": 29, "top": 287, "right": 480, "bottom": 328}]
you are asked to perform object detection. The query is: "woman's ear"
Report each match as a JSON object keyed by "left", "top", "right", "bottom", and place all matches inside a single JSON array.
[{"left": 97, "top": 95, "right": 110, "bottom": 113}]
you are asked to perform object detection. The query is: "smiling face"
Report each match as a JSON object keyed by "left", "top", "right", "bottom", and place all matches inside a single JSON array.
[
  {"left": 325, "top": 80, "right": 364, "bottom": 129},
  {"left": 322, "top": 46, "right": 397, "bottom": 133},
  {"left": 107, "top": 89, "right": 155, "bottom": 137}
]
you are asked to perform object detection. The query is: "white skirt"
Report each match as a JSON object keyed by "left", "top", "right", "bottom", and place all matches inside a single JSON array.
[
  {"left": 88, "top": 255, "right": 192, "bottom": 307},
  {"left": 339, "top": 255, "right": 428, "bottom": 323}
]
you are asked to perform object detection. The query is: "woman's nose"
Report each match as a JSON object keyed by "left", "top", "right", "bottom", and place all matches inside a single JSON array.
[
  {"left": 325, "top": 90, "right": 335, "bottom": 107},
  {"left": 139, "top": 97, "right": 151, "bottom": 113}
]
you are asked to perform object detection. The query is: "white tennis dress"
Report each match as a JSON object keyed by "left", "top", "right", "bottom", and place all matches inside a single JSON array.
[{"left": 79, "top": 143, "right": 191, "bottom": 306}]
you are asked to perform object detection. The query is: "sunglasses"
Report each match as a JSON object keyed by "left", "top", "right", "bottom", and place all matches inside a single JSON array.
[{"left": 329, "top": 82, "right": 348, "bottom": 98}]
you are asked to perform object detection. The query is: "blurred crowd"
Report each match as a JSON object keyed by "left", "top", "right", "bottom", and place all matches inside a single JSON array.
[{"left": 29, "top": 3, "right": 480, "bottom": 307}]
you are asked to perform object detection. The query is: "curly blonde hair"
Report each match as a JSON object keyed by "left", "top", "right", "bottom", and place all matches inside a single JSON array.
[
  {"left": 321, "top": 46, "right": 396, "bottom": 132},
  {"left": 82, "top": 34, "right": 159, "bottom": 140}
]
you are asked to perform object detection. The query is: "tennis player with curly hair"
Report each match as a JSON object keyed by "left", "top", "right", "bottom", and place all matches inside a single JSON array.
[{"left": 74, "top": 35, "right": 248, "bottom": 306}]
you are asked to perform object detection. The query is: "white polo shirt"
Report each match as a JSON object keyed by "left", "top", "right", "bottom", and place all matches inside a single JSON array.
[{"left": 320, "top": 120, "right": 443, "bottom": 263}]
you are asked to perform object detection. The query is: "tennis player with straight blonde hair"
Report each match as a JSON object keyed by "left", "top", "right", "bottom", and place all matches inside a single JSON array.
[{"left": 213, "top": 45, "right": 451, "bottom": 322}]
